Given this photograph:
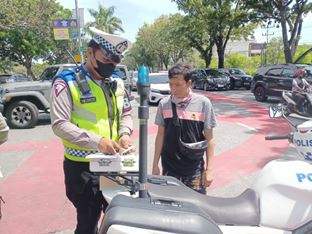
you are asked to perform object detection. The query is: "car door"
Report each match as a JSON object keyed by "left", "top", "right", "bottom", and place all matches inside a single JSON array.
[
  {"left": 281, "top": 68, "right": 296, "bottom": 91},
  {"left": 263, "top": 67, "right": 283, "bottom": 95}
]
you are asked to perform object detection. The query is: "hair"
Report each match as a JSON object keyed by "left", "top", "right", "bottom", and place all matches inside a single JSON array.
[{"left": 168, "top": 63, "right": 192, "bottom": 82}]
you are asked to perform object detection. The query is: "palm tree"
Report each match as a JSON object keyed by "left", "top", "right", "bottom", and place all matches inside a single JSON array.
[{"left": 85, "top": 4, "right": 124, "bottom": 34}]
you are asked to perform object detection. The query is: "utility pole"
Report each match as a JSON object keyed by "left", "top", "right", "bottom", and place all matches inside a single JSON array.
[
  {"left": 262, "top": 20, "right": 276, "bottom": 65},
  {"left": 75, "top": 0, "right": 84, "bottom": 63}
]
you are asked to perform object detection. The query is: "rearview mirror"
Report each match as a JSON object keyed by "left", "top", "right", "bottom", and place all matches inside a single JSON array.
[{"left": 269, "top": 104, "right": 283, "bottom": 118}]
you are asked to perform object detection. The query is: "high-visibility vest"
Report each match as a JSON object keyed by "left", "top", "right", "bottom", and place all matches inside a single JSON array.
[{"left": 55, "top": 69, "right": 125, "bottom": 162}]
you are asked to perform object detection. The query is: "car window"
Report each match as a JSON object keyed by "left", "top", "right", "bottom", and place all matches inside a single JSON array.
[
  {"left": 149, "top": 74, "right": 168, "bottom": 84},
  {"left": 113, "top": 66, "right": 127, "bottom": 80},
  {"left": 266, "top": 68, "right": 283, "bottom": 76},
  {"left": 0, "top": 74, "right": 32, "bottom": 83},
  {"left": 282, "top": 68, "right": 296, "bottom": 78},
  {"left": 205, "top": 69, "right": 224, "bottom": 78},
  {"left": 229, "top": 69, "right": 246, "bottom": 75},
  {"left": 304, "top": 66, "right": 312, "bottom": 76},
  {"left": 40, "top": 67, "right": 59, "bottom": 81}
]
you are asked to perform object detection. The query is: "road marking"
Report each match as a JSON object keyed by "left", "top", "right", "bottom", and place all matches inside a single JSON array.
[{"left": 236, "top": 122, "right": 257, "bottom": 132}]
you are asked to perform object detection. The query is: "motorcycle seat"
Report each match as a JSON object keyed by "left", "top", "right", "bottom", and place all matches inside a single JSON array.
[{"left": 147, "top": 176, "right": 260, "bottom": 226}]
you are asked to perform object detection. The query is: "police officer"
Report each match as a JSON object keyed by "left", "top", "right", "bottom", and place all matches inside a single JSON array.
[{"left": 50, "top": 27, "right": 133, "bottom": 234}]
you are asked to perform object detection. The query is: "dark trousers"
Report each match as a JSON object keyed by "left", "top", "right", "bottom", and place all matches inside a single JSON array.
[
  {"left": 293, "top": 92, "right": 306, "bottom": 111},
  {"left": 63, "top": 158, "right": 108, "bottom": 234}
]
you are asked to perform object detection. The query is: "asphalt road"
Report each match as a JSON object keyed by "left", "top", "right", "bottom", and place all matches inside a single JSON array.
[{"left": 0, "top": 88, "right": 297, "bottom": 234}]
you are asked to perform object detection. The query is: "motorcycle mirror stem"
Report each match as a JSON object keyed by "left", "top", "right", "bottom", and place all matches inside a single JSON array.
[{"left": 137, "top": 65, "right": 150, "bottom": 198}]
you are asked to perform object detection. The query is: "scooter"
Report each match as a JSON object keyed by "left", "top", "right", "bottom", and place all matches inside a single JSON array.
[
  {"left": 282, "top": 89, "right": 312, "bottom": 117},
  {"left": 87, "top": 68, "right": 312, "bottom": 233}
]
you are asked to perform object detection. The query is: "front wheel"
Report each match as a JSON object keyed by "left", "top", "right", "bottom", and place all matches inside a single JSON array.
[
  {"left": 5, "top": 101, "right": 39, "bottom": 129},
  {"left": 254, "top": 86, "right": 268, "bottom": 102}
]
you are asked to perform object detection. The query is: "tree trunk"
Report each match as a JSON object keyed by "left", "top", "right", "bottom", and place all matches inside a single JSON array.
[
  {"left": 203, "top": 48, "right": 213, "bottom": 67},
  {"left": 280, "top": 7, "right": 292, "bottom": 63},
  {"left": 25, "top": 57, "right": 35, "bottom": 78}
]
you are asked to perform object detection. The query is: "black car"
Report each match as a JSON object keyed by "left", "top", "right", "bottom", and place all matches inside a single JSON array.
[
  {"left": 251, "top": 64, "right": 312, "bottom": 102},
  {"left": 191, "top": 68, "right": 231, "bottom": 91},
  {"left": 218, "top": 68, "right": 252, "bottom": 90}
]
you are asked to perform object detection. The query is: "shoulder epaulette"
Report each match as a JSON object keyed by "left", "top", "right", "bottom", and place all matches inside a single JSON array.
[{"left": 52, "top": 69, "right": 76, "bottom": 85}]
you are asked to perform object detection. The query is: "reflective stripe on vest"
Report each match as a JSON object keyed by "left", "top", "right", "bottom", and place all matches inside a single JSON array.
[{"left": 59, "top": 73, "right": 124, "bottom": 162}]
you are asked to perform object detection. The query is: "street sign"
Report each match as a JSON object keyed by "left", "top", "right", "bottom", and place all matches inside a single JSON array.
[
  {"left": 80, "top": 46, "right": 87, "bottom": 52},
  {"left": 53, "top": 28, "right": 70, "bottom": 40},
  {"left": 53, "top": 19, "right": 78, "bottom": 28}
]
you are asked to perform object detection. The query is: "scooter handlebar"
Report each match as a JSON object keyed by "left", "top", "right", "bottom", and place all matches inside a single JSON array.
[{"left": 265, "top": 135, "right": 289, "bottom": 140}]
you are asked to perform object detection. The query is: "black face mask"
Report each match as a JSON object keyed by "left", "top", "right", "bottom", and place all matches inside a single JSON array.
[{"left": 94, "top": 59, "right": 116, "bottom": 78}]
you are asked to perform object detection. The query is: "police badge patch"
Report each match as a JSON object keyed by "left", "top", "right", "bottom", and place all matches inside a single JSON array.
[{"left": 116, "top": 41, "right": 128, "bottom": 54}]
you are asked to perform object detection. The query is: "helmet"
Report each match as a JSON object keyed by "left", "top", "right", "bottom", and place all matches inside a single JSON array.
[
  {"left": 292, "top": 120, "right": 312, "bottom": 162},
  {"left": 295, "top": 68, "right": 307, "bottom": 79}
]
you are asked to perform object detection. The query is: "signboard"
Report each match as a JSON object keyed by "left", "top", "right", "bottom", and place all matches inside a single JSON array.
[
  {"left": 53, "top": 28, "right": 70, "bottom": 40},
  {"left": 53, "top": 19, "right": 78, "bottom": 28}
]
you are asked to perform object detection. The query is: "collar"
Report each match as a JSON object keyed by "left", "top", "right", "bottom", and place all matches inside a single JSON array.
[{"left": 171, "top": 89, "right": 193, "bottom": 108}]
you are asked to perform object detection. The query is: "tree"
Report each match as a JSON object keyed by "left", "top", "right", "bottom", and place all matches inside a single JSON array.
[
  {"left": 175, "top": 14, "right": 215, "bottom": 67},
  {"left": 0, "top": 0, "right": 70, "bottom": 77},
  {"left": 246, "top": 0, "right": 312, "bottom": 63},
  {"left": 174, "top": 0, "right": 257, "bottom": 68},
  {"left": 84, "top": 5, "right": 124, "bottom": 34}
]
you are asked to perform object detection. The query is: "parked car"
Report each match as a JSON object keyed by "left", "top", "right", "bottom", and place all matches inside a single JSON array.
[
  {"left": 0, "top": 74, "right": 32, "bottom": 83},
  {"left": 149, "top": 73, "right": 171, "bottom": 104},
  {"left": 218, "top": 68, "right": 252, "bottom": 90},
  {"left": 191, "top": 68, "right": 230, "bottom": 90},
  {"left": 130, "top": 71, "right": 138, "bottom": 91},
  {"left": 40, "top": 64, "right": 132, "bottom": 96},
  {"left": 112, "top": 65, "right": 132, "bottom": 96},
  {"left": 251, "top": 63, "right": 312, "bottom": 102}
]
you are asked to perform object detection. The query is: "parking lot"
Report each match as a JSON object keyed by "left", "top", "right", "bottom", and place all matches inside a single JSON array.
[{"left": 0, "top": 88, "right": 295, "bottom": 233}]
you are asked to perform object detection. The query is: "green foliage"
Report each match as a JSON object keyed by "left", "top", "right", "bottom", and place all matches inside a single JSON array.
[
  {"left": 245, "top": 0, "right": 312, "bottom": 62},
  {"left": 223, "top": 53, "right": 261, "bottom": 75},
  {"left": 293, "top": 44, "right": 312, "bottom": 64},
  {"left": 84, "top": 5, "right": 124, "bottom": 34},
  {"left": 125, "top": 14, "right": 193, "bottom": 71},
  {"left": 173, "top": 0, "right": 258, "bottom": 68},
  {"left": 265, "top": 37, "right": 285, "bottom": 65},
  {"left": 225, "top": 53, "right": 248, "bottom": 68},
  {"left": 0, "top": 0, "right": 71, "bottom": 76}
]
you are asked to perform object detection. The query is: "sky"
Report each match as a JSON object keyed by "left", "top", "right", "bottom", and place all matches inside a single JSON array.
[{"left": 56, "top": 0, "right": 312, "bottom": 44}]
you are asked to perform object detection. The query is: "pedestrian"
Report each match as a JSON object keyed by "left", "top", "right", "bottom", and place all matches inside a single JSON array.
[
  {"left": 0, "top": 112, "right": 9, "bottom": 145},
  {"left": 50, "top": 27, "right": 133, "bottom": 234},
  {"left": 152, "top": 63, "right": 216, "bottom": 194}
]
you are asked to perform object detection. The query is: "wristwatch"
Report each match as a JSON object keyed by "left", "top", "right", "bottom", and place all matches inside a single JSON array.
[{"left": 119, "top": 132, "right": 130, "bottom": 139}]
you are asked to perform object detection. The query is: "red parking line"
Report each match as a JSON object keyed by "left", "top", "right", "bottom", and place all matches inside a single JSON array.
[{"left": 0, "top": 92, "right": 290, "bottom": 233}]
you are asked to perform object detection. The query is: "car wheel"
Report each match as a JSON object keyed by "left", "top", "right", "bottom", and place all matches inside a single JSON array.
[
  {"left": 230, "top": 79, "right": 235, "bottom": 90},
  {"left": 203, "top": 82, "right": 208, "bottom": 91},
  {"left": 5, "top": 101, "right": 39, "bottom": 129},
  {"left": 254, "top": 86, "right": 268, "bottom": 102},
  {"left": 245, "top": 85, "right": 251, "bottom": 90}
]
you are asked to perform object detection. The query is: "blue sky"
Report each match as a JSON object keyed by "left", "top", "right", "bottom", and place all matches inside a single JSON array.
[{"left": 57, "top": 0, "right": 312, "bottom": 44}]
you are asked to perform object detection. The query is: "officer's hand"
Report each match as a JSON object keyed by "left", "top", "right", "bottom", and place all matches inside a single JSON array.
[
  {"left": 98, "top": 138, "right": 121, "bottom": 155},
  {"left": 118, "top": 135, "right": 135, "bottom": 153}
]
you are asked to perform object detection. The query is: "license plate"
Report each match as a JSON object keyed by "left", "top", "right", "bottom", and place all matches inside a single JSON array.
[
  {"left": 244, "top": 82, "right": 250, "bottom": 85},
  {"left": 217, "top": 84, "right": 224, "bottom": 88}
]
